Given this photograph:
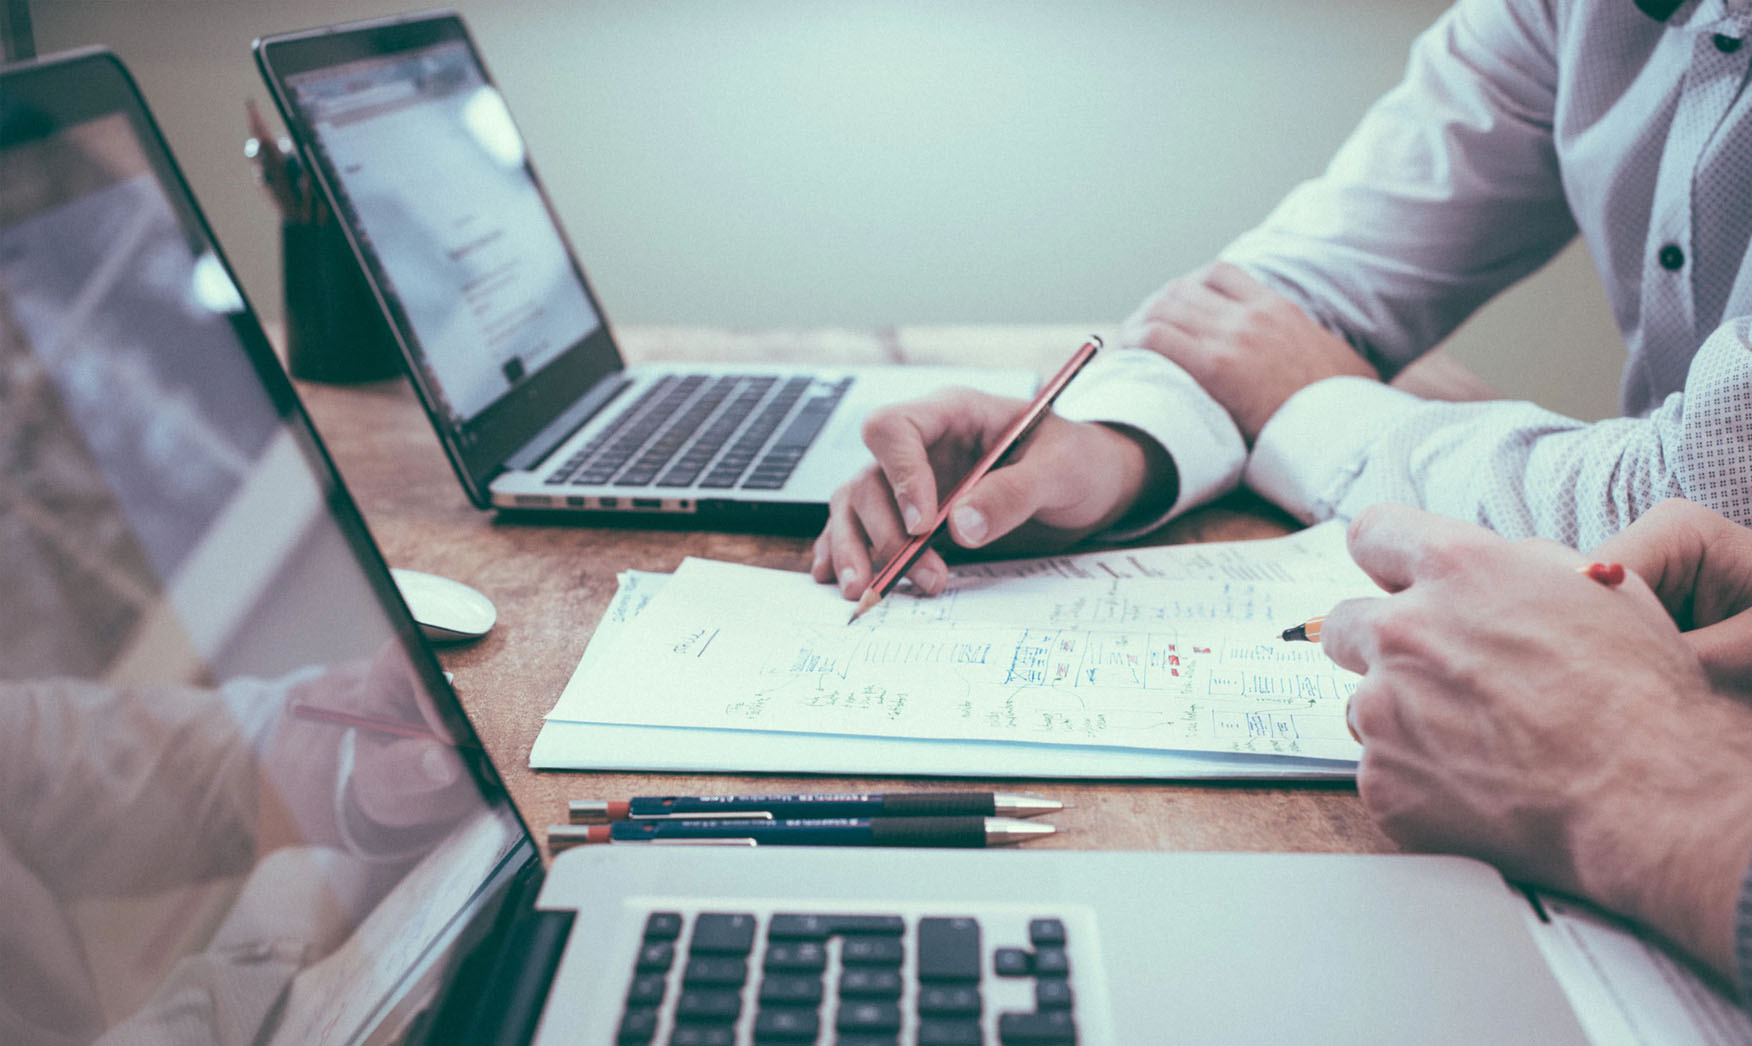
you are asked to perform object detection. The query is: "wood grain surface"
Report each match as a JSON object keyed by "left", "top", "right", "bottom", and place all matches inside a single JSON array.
[{"left": 293, "top": 326, "right": 1496, "bottom": 861}]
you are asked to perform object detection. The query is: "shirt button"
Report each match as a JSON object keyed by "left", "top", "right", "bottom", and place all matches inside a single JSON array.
[
  {"left": 1658, "top": 243, "right": 1685, "bottom": 270},
  {"left": 1715, "top": 34, "right": 1742, "bottom": 53}
]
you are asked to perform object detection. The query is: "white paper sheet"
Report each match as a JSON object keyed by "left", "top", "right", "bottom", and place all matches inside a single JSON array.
[{"left": 538, "top": 526, "right": 1374, "bottom": 771}]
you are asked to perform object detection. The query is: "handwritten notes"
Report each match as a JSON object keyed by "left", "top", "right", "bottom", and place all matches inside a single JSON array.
[{"left": 548, "top": 524, "right": 1375, "bottom": 762}]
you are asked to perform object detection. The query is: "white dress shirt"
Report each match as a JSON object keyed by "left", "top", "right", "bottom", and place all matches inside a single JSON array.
[{"left": 1056, "top": 0, "right": 1752, "bottom": 551}]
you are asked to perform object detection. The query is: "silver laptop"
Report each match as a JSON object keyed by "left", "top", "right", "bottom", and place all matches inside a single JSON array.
[
  {"left": 252, "top": 10, "right": 1035, "bottom": 528},
  {"left": 0, "top": 48, "right": 1588, "bottom": 1045}
]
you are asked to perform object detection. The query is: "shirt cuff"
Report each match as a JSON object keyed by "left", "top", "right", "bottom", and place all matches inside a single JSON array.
[
  {"left": 1053, "top": 347, "right": 1246, "bottom": 539},
  {"left": 1246, "top": 376, "right": 1424, "bottom": 522}
]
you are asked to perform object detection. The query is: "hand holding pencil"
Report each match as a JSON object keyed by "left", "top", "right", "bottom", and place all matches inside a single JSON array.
[{"left": 814, "top": 337, "right": 1174, "bottom": 607}]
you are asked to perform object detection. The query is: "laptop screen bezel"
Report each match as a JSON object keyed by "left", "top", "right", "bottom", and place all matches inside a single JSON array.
[
  {"left": 0, "top": 45, "right": 545, "bottom": 1040},
  {"left": 254, "top": 10, "right": 628, "bottom": 507}
]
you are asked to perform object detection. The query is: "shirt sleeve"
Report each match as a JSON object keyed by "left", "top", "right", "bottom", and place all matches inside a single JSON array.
[
  {"left": 1246, "top": 317, "right": 1752, "bottom": 550},
  {"left": 1221, "top": 0, "right": 1576, "bottom": 376}
]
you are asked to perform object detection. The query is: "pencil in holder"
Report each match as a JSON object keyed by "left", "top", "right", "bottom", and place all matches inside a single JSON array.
[{"left": 281, "top": 208, "right": 402, "bottom": 384}]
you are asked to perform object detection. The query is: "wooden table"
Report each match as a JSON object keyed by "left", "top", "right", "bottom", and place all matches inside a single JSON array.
[{"left": 294, "top": 326, "right": 1495, "bottom": 860}]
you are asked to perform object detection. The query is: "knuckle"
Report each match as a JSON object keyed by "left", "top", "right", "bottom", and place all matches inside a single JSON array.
[
  {"left": 1132, "top": 318, "right": 1174, "bottom": 355},
  {"left": 1349, "top": 686, "right": 1392, "bottom": 741},
  {"left": 859, "top": 409, "right": 906, "bottom": 448},
  {"left": 1369, "top": 607, "right": 1431, "bottom": 660}
]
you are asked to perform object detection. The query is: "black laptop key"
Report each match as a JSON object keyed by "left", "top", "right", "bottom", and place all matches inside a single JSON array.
[
  {"left": 998, "top": 1009, "right": 1077, "bottom": 1044},
  {"left": 683, "top": 956, "right": 748, "bottom": 988},
  {"left": 636, "top": 940, "right": 675, "bottom": 972},
  {"left": 753, "top": 1007, "right": 820, "bottom": 1042},
  {"left": 645, "top": 912, "right": 683, "bottom": 939},
  {"left": 841, "top": 936, "right": 904, "bottom": 966},
  {"left": 770, "top": 913, "right": 907, "bottom": 939},
  {"left": 626, "top": 973, "right": 668, "bottom": 1006},
  {"left": 836, "top": 1000, "right": 902, "bottom": 1034},
  {"left": 617, "top": 1007, "right": 658, "bottom": 1043},
  {"left": 918, "top": 1020, "right": 984, "bottom": 1046},
  {"left": 994, "top": 947, "right": 1032, "bottom": 977},
  {"left": 690, "top": 913, "right": 756, "bottom": 955},
  {"left": 1033, "top": 947, "right": 1070, "bottom": 977},
  {"left": 765, "top": 913, "right": 834, "bottom": 940},
  {"left": 764, "top": 941, "right": 828, "bottom": 972},
  {"left": 758, "top": 974, "right": 824, "bottom": 1006},
  {"left": 1028, "top": 918, "right": 1066, "bottom": 947},
  {"left": 674, "top": 988, "right": 742, "bottom": 1023},
  {"left": 1036, "top": 978, "right": 1073, "bottom": 1009},
  {"left": 834, "top": 1037, "right": 899, "bottom": 1046},
  {"left": 917, "top": 985, "right": 981, "bottom": 1018},
  {"left": 668, "top": 1028, "right": 733, "bottom": 1046},
  {"left": 916, "top": 917, "right": 982, "bottom": 982},
  {"left": 838, "top": 967, "right": 903, "bottom": 999},
  {"left": 768, "top": 389, "right": 843, "bottom": 452}
]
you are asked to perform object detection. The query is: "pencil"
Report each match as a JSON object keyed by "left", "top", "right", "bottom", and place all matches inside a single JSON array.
[
  {"left": 245, "top": 99, "right": 299, "bottom": 220},
  {"left": 1278, "top": 560, "right": 1628, "bottom": 643},
  {"left": 289, "top": 701, "right": 464, "bottom": 746},
  {"left": 848, "top": 337, "right": 1101, "bottom": 623}
]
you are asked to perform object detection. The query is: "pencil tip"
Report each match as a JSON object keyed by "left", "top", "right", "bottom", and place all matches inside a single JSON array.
[{"left": 847, "top": 589, "right": 880, "bottom": 625}]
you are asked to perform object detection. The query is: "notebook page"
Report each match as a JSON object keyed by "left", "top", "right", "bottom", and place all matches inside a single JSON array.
[{"left": 550, "top": 526, "right": 1376, "bottom": 761}]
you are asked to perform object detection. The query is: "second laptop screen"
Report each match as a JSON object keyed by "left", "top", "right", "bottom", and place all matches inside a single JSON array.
[{"left": 284, "top": 39, "right": 601, "bottom": 428}]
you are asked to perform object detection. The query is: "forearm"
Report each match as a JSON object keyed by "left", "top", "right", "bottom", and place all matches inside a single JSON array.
[
  {"left": 0, "top": 675, "right": 293, "bottom": 895},
  {"left": 1570, "top": 705, "right": 1752, "bottom": 990},
  {"left": 1248, "top": 320, "right": 1752, "bottom": 548}
]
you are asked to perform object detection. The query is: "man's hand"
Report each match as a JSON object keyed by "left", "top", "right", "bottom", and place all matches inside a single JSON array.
[
  {"left": 1320, "top": 503, "right": 1752, "bottom": 985},
  {"left": 265, "top": 643, "right": 476, "bottom": 850},
  {"left": 1121, "top": 261, "right": 1376, "bottom": 442},
  {"left": 812, "top": 388, "right": 1171, "bottom": 599},
  {"left": 1594, "top": 498, "right": 1752, "bottom": 694}
]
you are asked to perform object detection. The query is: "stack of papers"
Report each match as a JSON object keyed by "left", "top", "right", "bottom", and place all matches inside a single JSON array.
[{"left": 532, "top": 523, "right": 1381, "bottom": 779}]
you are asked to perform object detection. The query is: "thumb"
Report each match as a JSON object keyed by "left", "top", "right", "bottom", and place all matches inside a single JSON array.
[{"left": 947, "top": 459, "right": 1053, "bottom": 549}]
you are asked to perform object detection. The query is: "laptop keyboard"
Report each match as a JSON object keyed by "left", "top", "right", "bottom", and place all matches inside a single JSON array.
[
  {"left": 616, "top": 910, "right": 1079, "bottom": 1045},
  {"left": 543, "top": 374, "right": 852, "bottom": 494}
]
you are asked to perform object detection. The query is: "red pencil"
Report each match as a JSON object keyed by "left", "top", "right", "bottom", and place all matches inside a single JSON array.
[
  {"left": 849, "top": 337, "right": 1101, "bottom": 623},
  {"left": 290, "top": 701, "right": 466, "bottom": 746}
]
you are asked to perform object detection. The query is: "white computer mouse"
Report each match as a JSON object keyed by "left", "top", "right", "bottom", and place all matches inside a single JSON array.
[{"left": 390, "top": 568, "right": 497, "bottom": 643}]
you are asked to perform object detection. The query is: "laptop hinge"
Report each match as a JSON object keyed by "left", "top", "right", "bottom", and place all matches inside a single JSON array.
[
  {"left": 504, "top": 374, "right": 632, "bottom": 473},
  {"left": 411, "top": 858, "right": 576, "bottom": 1046}
]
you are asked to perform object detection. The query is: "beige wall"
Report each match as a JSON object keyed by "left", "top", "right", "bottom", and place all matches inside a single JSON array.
[{"left": 35, "top": 0, "right": 1623, "bottom": 421}]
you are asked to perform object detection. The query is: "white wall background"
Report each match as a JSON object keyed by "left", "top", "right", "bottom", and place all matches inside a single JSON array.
[{"left": 35, "top": 0, "right": 1625, "bottom": 420}]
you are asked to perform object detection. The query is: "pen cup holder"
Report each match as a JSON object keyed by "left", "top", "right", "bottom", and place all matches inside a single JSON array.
[{"left": 281, "top": 217, "right": 403, "bottom": 384}]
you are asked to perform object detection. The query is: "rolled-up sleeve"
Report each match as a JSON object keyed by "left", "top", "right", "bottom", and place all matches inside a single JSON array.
[
  {"left": 1223, "top": 0, "right": 1575, "bottom": 376},
  {"left": 1246, "top": 318, "right": 1752, "bottom": 549}
]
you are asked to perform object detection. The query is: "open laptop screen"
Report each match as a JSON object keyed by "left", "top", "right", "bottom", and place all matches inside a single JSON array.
[
  {"left": 261, "top": 15, "right": 625, "bottom": 495},
  {"left": 0, "top": 51, "right": 527, "bottom": 1045}
]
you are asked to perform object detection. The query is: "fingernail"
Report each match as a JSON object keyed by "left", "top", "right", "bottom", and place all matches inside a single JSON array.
[
  {"left": 811, "top": 548, "right": 826, "bottom": 573},
  {"left": 952, "top": 505, "right": 987, "bottom": 545},
  {"left": 902, "top": 503, "right": 923, "bottom": 533},
  {"left": 839, "top": 566, "right": 859, "bottom": 594}
]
